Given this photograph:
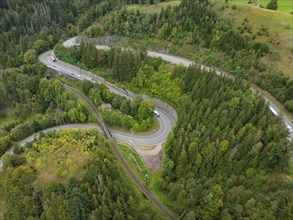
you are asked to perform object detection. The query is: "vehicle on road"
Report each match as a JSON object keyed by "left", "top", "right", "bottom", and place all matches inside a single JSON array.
[
  {"left": 154, "top": 110, "right": 160, "bottom": 117},
  {"left": 86, "top": 77, "right": 96, "bottom": 83},
  {"left": 269, "top": 106, "right": 278, "bottom": 116},
  {"left": 51, "top": 56, "right": 56, "bottom": 62},
  {"left": 286, "top": 124, "right": 293, "bottom": 132}
]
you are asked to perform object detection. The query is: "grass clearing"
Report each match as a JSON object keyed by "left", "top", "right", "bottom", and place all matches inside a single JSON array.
[
  {"left": 109, "top": 117, "right": 160, "bottom": 136},
  {"left": 25, "top": 130, "right": 97, "bottom": 185},
  {"left": 214, "top": 1, "right": 293, "bottom": 78},
  {"left": 149, "top": 171, "right": 185, "bottom": 216},
  {"left": 230, "top": 0, "right": 293, "bottom": 13},
  {"left": 127, "top": 1, "right": 181, "bottom": 14},
  {"left": 116, "top": 143, "right": 180, "bottom": 218},
  {"left": 138, "top": 145, "right": 156, "bottom": 150},
  {"left": 117, "top": 143, "right": 152, "bottom": 185}
]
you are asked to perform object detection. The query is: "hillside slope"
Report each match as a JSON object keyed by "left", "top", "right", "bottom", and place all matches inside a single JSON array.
[{"left": 214, "top": 1, "right": 293, "bottom": 78}]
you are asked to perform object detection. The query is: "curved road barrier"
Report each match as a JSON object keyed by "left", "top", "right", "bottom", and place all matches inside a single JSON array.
[
  {"left": 63, "top": 36, "right": 293, "bottom": 141},
  {"left": 38, "top": 51, "right": 177, "bottom": 150}
]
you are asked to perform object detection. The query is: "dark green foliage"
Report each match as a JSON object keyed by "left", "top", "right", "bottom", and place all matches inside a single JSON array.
[
  {"left": 96, "top": 0, "right": 293, "bottom": 110},
  {"left": 256, "top": 75, "right": 293, "bottom": 112},
  {"left": 0, "top": 130, "right": 162, "bottom": 219},
  {"left": 0, "top": 71, "right": 94, "bottom": 156},
  {"left": 77, "top": 79, "right": 154, "bottom": 131},
  {"left": 102, "top": 0, "right": 269, "bottom": 62},
  {"left": 160, "top": 65, "right": 291, "bottom": 219},
  {"left": 110, "top": 48, "right": 143, "bottom": 82},
  {"left": 0, "top": 0, "right": 129, "bottom": 68},
  {"left": 56, "top": 43, "right": 143, "bottom": 82},
  {"left": 266, "top": 0, "right": 278, "bottom": 10}
]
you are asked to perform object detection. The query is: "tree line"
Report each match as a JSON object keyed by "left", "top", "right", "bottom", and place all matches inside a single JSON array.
[
  {"left": 78, "top": 78, "right": 156, "bottom": 132},
  {"left": 0, "top": 70, "right": 94, "bottom": 156},
  {"left": 55, "top": 42, "right": 182, "bottom": 107},
  {"left": 95, "top": 0, "right": 292, "bottom": 113},
  {"left": 159, "top": 64, "right": 291, "bottom": 219},
  {"left": 0, "top": 129, "right": 163, "bottom": 219},
  {"left": 0, "top": 0, "right": 137, "bottom": 68}
]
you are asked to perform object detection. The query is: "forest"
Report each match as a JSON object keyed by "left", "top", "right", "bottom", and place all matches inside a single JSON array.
[
  {"left": 0, "top": 129, "right": 163, "bottom": 219},
  {"left": 55, "top": 42, "right": 182, "bottom": 107},
  {"left": 0, "top": 0, "right": 292, "bottom": 219},
  {"left": 0, "top": 66, "right": 95, "bottom": 156},
  {"left": 1, "top": 0, "right": 292, "bottom": 111},
  {"left": 160, "top": 66, "right": 291, "bottom": 219},
  {"left": 0, "top": 0, "right": 131, "bottom": 68},
  {"left": 65, "top": 76, "right": 157, "bottom": 132},
  {"left": 54, "top": 40, "right": 292, "bottom": 218},
  {"left": 93, "top": 0, "right": 292, "bottom": 113}
]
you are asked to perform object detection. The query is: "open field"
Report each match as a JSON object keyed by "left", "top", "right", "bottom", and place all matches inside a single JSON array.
[
  {"left": 214, "top": 1, "right": 293, "bottom": 78},
  {"left": 230, "top": 0, "right": 293, "bottom": 13},
  {"left": 126, "top": 0, "right": 292, "bottom": 78},
  {"left": 107, "top": 116, "right": 160, "bottom": 136},
  {"left": 127, "top": 0, "right": 181, "bottom": 14}
]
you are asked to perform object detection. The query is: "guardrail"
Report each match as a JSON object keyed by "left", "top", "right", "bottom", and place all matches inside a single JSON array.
[
  {"left": 62, "top": 83, "right": 176, "bottom": 220},
  {"left": 52, "top": 56, "right": 178, "bottom": 123}
]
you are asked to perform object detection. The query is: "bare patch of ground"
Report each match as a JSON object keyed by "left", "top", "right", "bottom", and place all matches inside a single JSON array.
[{"left": 141, "top": 150, "right": 162, "bottom": 172}]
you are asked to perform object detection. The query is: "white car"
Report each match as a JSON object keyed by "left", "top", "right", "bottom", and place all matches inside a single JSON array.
[
  {"left": 286, "top": 124, "right": 293, "bottom": 132},
  {"left": 51, "top": 56, "right": 56, "bottom": 62},
  {"left": 154, "top": 110, "right": 160, "bottom": 117}
]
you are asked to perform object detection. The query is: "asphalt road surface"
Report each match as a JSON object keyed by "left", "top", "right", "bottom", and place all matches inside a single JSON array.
[
  {"left": 1, "top": 36, "right": 292, "bottom": 220},
  {"left": 38, "top": 51, "right": 176, "bottom": 152},
  {"left": 61, "top": 36, "right": 293, "bottom": 141}
]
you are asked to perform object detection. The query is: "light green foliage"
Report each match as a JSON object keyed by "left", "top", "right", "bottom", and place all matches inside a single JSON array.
[
  {"left": 137, "top": 99, "right": 154, "bottom": 122},
  {"left": 26, "top": 130, "right": 101, "bottom": 180},
  {"left": 132, "top": 64, "right": 182, "bottom": 106},
  {"left": 89, "top": 87, "right": 102, "bottom": 107},
  {"left": 0, "top": 129, "right": 163, "bottom": 219},
  {"left": 0, "top": 72, "right": 94, "bottom": 157},
  {"left": 133, "top": 64, "right": 154, "bottom": 87},
  {"left": 127, "top": 1, "right": 181, "bottom": 14},
  {"left": 231, "top": 0, "right": 292, "bottom": 13},
  {"left": 102, "top": 108, "right": 152, "bottom": 132},
  {"left": 32, "top": 39, "right": 50, "bottom": 54},
  {"left": 24, "top": 49, "right": 37, "bottom": 64}
]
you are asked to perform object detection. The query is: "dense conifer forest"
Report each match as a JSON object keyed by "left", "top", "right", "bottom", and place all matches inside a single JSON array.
[
  {"left": 55, "top": 42, "right": 292, "bottom": 218},
  {"left": 0, "top": 0, "right": 292, "bottom": 219},
  {"left": 97, "top": 0, "right": 293, "bottom": 112}
]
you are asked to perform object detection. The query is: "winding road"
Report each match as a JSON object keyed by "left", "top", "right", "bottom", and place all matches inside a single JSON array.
[
  {"left": 1, "top": 36, "right": 292, "bottom": 219},
  {"left": 1, "top": 38, "right": 179, "bottom": 219},
  {"left": 62, "top": 36, "right": 293, "bottom": 140},
  {"left": 38, "top": 51, "right": 176, "bottom": 152}
]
